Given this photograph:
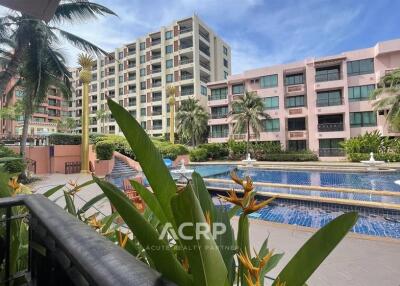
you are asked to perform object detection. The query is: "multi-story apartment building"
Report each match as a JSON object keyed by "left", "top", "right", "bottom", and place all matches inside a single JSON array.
[
  {"left": 207, "top": 39, "right": 400, "bottom": 158},
  {"left": 70, "top": 15, "right": 231, "bottom": 135},
  {"left": 0, "top": 83, "right": 66, "bottom": 137}
]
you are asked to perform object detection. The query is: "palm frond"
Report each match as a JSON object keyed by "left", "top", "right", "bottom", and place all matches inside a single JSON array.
[{"left": 52, "top": 1, "right": 117, "bottom": 24}]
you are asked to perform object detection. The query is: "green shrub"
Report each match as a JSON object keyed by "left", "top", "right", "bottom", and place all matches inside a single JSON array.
[
  {"left": 49, "top": 133, "right": 81, "bottom": 145},
  {"left": 158, "top": 143, "right": 189, "bottom": 160},
  {"left": 189, "top": 148, "right": 208, "bottom": 162},
  {"left": 348, "top": 152, "right": 400, "bottom": 162},
  {"left": 258, "top": 152, "right": 318, "bottom": 161},
  {"left": 95, "top": 135, "right": 135, "bottom": 159},
  {"left": 198, "top": 143, "right": 228, "bottom": 160},
  {"left": 4, "top": 159, "right": 26, "bottom": 173},
  {"left": 89, "top": 133, "right": 107, "bottom": 144},
  {"left": 95, "top": 141, "right": 115, "bottom": 160},
  {"left": 227, "top": 139, "right": 247, "bottom": 160},
  {"left": 0, "top": 145, "right": 17, "bottom": 158}
]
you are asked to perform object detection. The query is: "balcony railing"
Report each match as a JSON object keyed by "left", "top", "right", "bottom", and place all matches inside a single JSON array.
[
  {"left": 319, "top": 148, "right": 345, "bottom": 157},
  {"left": 151, "top": 39, "right": 161, "bottom": 46},
  {"left": 0, "top": 195, "right": 172, "bottom": 286},
  {"left": 180, "top": 44, "right": 193, "bottom": 50},
  {"left": 153, "top": 125, "right": 163, "bottom": 130},
  {"left": 181, "top": 89, "right": 194, "bottom": 96},
  {"left": 180, "top": 59, "right": 193, "bottom": 65},
  {"left": 199, "top": 48, "right": 210, "bottom": 56},
  {"left": 152, "top": 54, "right": 161, "bottom": 60},
  {"left": 316, "top": 98, "right": 343, "bottom": 107},
  {"left": 128, "top": 89, "right": 136, "bottom": 93},
  {"left": 152, "top": 68, "right": 162, "bottom": 74},
  {"left": 152, "top": 110, "right": 162, "bottom": 116},
  {"left": 211, "top": 131, "right": 229, "bottom": 138},
  {"left": 152, "top": 82, "right": 162, "bottom": 87},
  {"left": 128, "top": 76, "right": 136, "bottom": 81},
  {"left": 315, "top": 72, "right": 340, "bottom": 82},
  {"left": 179, "top": 27, "right": 192, "bottom": 34},
  {"left": 200, "top": 62, "right": 210, "bottom": 70},
  {"left": 209, "top": 95, "right": 227, "bottom": 101},
  {"left": 318, "top": 122, "right": 344, "bottom": 132},
  {"left": 211, "top": 113, "right": 228, "bottom": 119},
  {"left": 199, "top": 30, "right": 210, "bottom": 41},
  {"left": 128, "top": 64, "right": 136, "bottom": 68},
  {"left": 128, "top": 50, "right": 136, "bottom": 55},
  {"left": 181, "top": 74, "right": 193, "bottom": 80},
  {"left": 200, "top": 76, "right": 210, "bottom": 83},
  {"left": 152, "top": 96, "right": 162, "bottom": 102}
]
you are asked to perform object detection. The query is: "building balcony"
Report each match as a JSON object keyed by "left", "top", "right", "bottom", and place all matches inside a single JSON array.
[
  {"left": 318, "top": 122, "right": 344, "bottom": 132},
  {"left": 151, "top": 54, "right": 161, "bottom": 60},
  {"left": 319, "top": 148, "right": 345, "bottom": 157},
  {"left": 200, "top": 61, "right": 210, "bottom": 70},
  {"left": 152, "top": 68, "right": 161, "bottom": 74},
  {"left": 288, "top": 130, "right": 307, "bottom": 139},
  {"left": 152, "top": 82, "right": 162, "bottom": 88},
  {"left": 151, "top": 39, "right": 161, "bottom": 46},
  {"left": 152, "top": 111, "right": 162, "bottom": 116},
  {"left": 314, "top": 78, "right": 345, "bottom": 91},
  {"left": 316, "top": 98, "right": 343, "bottom": 107},
  {"left": 180, "top": 59, "right": 193, "bottom": 65},
  {"left": 211, "top": 113, "right": 228, "bottom": 119},
  {"left": 199, "top": 30, "right": 210, "bottom": 42},
  {"left": 0, "top": 195, "right": 170, "bottom": 286},
  {"left": 208, "top": 98, "right": 228, "bottom": 107},
  {"left": 153, "top": 125, "right": 163, "bottom": 130},
  {"left": 181, "top": 74, "right": 193, "bottom": 80},
  {"left": 199, "top": 48, "right": 210, "bottom": 57},
  {"left": 181, "top": 89, "right": 194, "bottom": 96},
  {"left": 152, "top": 96, "right": 162, "bottom": 102},
  {"left": 179, "top": 27, "right": 193, "bottom": 34},
  {"left": 180, "top": 44, "right": 193, "bottom": 50}
]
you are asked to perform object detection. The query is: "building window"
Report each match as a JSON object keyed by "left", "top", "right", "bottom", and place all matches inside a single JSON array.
[
  {"left": 119, "top": 88, "right": 123, "bottom": 95},
  {"left": 119, "top": 76, "right": 123, "bottom": 83},
  {"left": 165, "top": 31, "right": 173, "bottom": 40},
  {"left": 141, "top": 121, "right": 147, "bottom": 129},
  {"left": 263, "top": 96, "right": 279, "bottom": 109},
  {"left": 316, "top": 90, "right": 342, "bottom": 107},
  {"left": 211, "top": 124, "right": 229, "bottom": 138},
  {"left": 288, "top": 140, "right": 306, "bottom": 151},
  {"left": 119, "top": 63, "right": 123, "bottom": 71},
  {"left": 260, "top": 74, "right": 278, "bottom": 88},
  {"left": 118, "top": 51, "right": 123, "bottom": 59},
  {"left": 315, "top": 66, "right": 340, "bottom": 82},
  {"left": 211, "top": 106, "right": 228, "bottom": 119},
  {"left": 140, "top": 108, "right": 146, "bottom": 116},
  {"left": 166, "top": 59, "right": 173, "bottom": 68},
  {"left": 140, "top": 94, "right": 146, "bottom": 103},
  {"left": 264, "top": 119, "right": 280, "bottom": 132},
  {"left": 348, "top": 84, "right": 375, "bottom": 101},
  {"left": 166, "top": 45, "right": 173, "bottom": 54},
  {"left": 223, "top": 46, "right": 228, "bottom": 56},
  {"left": 130, "top": 110, "right": 136, "bottom": 117},
  {"left": 100, "top": 60, "right": 104, "bottom": 66},
  {"left": 210, "top": 87, "right": 228, "bottom": 100},
  {"left": 223, "top": 58, "right": 228, "bottom": 68},
  {"left": 288, "top": 117, "right": 306, "bottom": 131},
  {"left": 232, "top": 84, "right": 244, "bottom": 94},
  {"left": 286, "top": 95, "right": 305, "bottom": 108},
  {"left": 347, "top": 58, "right": 374, "bottom": 76},
  {"left": 140, "top": 55, "right": 145, "bottom": 64},
  {"left": 140, "top": 42, "right": 145, "bottom": 50},
  {"left": 129, "top": 97, "right": 136, "bottom": 106},
  {"left": 140, "top": 82, "right": 146, "bottom": 90},
  {"left": 101, "top": 71, "right": 104, "bottom": 78},
  {"left": 201, "top": 85, "right": 207, "bottom": 96},
  {"left": 285, "top": 73, "right": 304, "bottom": 86},
  {"left": 140, "top": 68, "right": 146, "bottom": 76},
  {"left": 166, "top": 74, "right": 173, "bottom": 83},
  {"left": 224, "top": 71, "right": 228, "bottom": 79},
  {"left": 108, "top": 79, "right": 115, "bottom": 87},
  {"left": 350, "top": 111, "right": 377, "bottom": 127}
]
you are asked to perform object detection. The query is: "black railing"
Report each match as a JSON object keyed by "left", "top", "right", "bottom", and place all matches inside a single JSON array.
[
  {"left": 319, "top": 148, "right": 345, "bottom": 157},
  {"left": 65, "top": 162, "right": 81, "bottom": 174},
  {"left": 318, "top": 122, "right": 344, "bottom": 132},
  {"left": 0, "top": 195, "right": 173, "bottom": 286}
]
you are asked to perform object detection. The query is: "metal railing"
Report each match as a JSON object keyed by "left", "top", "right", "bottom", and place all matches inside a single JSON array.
[
  {"left": 199, "top": 30, "right": 209, "bottom": 41},
  {"left": 152, "top": 68, "right": 161, "bottom": 74},
  {"left": 319, "top": 148, "right": 345, "bottom": 157},
  {"left": 211, "top": 113, "right": 228, "bottom": 119},
  {"left": 315, "top": 72, "right": 340, "bottom": 82},
  {"left": 0, "top": 195, "right": 173, "bottom": 286},
  {"left": 181, "top": 89, "right": 194, "bottom": 96},
  {"left": 181, "top": 74, "right": 193, "bottom": 80},
  {"left": 316, "top": 98, "right": 342, "bottom": 107},
  {"left": 209, "top": 94, "right": 227, "bottom": 101},
  {"left": 180, "top": 44, "right": 193, "bottom": 50},
  {"left": 210, "top": 131, "right": 229, "bottom": 138},
  {"left": 179, "top": 27, "right": 192, "bottom": 34},
  {"left": 180, "top": 59, "right": 193, "bottom": 65},
  {"left": 200, "top": 62, "right": 210, "bottom": 70},
  {"left": 318, "top": 122, "right": 344, "bottom": 132},
  {"left": 151, "top": 39, "right": 161, "bottom": 46},
  {"left": 152, "top": 82, "right": 162, "bottom": 87},
  {"left": 151, "top": 54, "right": 161, "bottom": 60}
]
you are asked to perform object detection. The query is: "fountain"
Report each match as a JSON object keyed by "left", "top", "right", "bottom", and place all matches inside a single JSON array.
[
  {"left": 361, "top": 152, "right": 385, "bottom": 171},
  {"left": 170, "top": 159, "right": 194, "bottom": 178},
  {"left": 241, "top": 153, "right": 256, "bottom": 168}
]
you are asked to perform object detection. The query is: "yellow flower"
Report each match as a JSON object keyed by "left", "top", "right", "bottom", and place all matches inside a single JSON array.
[
  {"left": 238, "top": 251, "right": 259, "bottom": 277},
  {"left": 118, "top": 232, "right": 130, "bottom": 248},
  {"left": 8, "top": 177, "right": 22, "bottom": 196},
  {"left": 230, "top": 170, "right": 243, "bottom": 186},
  {"left": 205, "top": 211, "right": 212, "bottom": 227},
  {"left": 244, "top": 197, "right": 275, "bottom": 215},
  {"left": 87, "top": 215, "right": 103, "bottom": 229},
  {"left": 243, "top": 176, "right": 254, "bottom": 194}
]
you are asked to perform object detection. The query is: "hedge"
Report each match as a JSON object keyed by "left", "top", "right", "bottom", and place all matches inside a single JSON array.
[
  {"left": 153, "top": 141, "right": 189, "bottom": 160},
  {"left": 189, "top": 148, "right": 208, "bottom": 162},
  {"left": 95, "top": 141, "right": 115, "bottom": 160},
  {"left": 0, "top": 145, "right": 17, "bottom": 158},
  {"left": 4, "top": 159, "right": 26, "bottom": 173},
  {"left": 198, "top": 143, "right": 228, "bottom": 160},
  {"left": 348, "top": 152, "right": 400, "bottom": 162},
  {"left": 257, "top": 152, "right": 318, "bottom": 162},
  {"left": 49, "top": 133, "right": 81, "bottom": 145}
]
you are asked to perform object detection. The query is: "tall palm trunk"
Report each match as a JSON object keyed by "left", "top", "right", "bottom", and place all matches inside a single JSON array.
[
  {"left": 20, "top": 110, "right": 30, "bottom": 158},
  {"left": 246, "top": 120, "right": 250, "bottom": 156}
]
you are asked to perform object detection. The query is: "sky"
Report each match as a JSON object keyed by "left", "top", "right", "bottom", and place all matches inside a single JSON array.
[{"left": 1, "top": 0, "right": 400, "bottom": 74}]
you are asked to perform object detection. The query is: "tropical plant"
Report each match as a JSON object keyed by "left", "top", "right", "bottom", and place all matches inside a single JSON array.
[
  {"left": 57, "top": 117, "right": 77, "bottom": 133},
  {"left": 371, "top": 68, "right": 400, "bottom": 129},
  {"left": 176, "top": 98, "right": 209, "bottom": 146},
  {"left": 0, "top": 1, "right": 117, "bottom": 158},
  {"left": 0, "top": 100, "right": 24, "bottom": 121},
  {"left": 92, "top": 98, "right": 358, "bottom": 286},
  {"left": 231, "top": 91, "right": 270, "bottom": 156},
  {"left": 96, "top": 108, "right": 108, "bottom": 133}
]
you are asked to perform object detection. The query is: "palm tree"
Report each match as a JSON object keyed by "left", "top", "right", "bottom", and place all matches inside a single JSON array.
[
  {"left": 231, "top": 91, "right": 270, "bottom": 156},
  {"left": 0, "top": 2, "right": 116, "bottom": 157},
  {"left": 96, "top": 108, "right": 108, "bottom": 134},
  {"left": 176, "top": 98, "right": 209, "bottom": 146},
  {"left": 58, "top": 117, "right": 77, "bottom": 133},
  {"left": 371, "top": 68, "right": 400, "bottom": 130}
]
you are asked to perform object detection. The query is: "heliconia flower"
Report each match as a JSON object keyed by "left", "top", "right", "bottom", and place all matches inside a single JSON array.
[
  {"left": 182, "top": 256, "right": 190, "bottom": 272},
  {"left": 230, "top": 170, "right": 243, "bottom": 186},
  {"left": 67, "top": 179, "right": 77, "bottom": 188},
  {"left": 237, "top": 251, "right": 259, "bottom": 277},
  {"left": 8, "top": 177, "right": 21, "bottom": 196},
  {"left": 119, "top": 232, "right": 130, "bottom": 248},
  {"left": 274, "top": 278, "right": 287, "bottom": 286},
  {"left": 205, "top": 211, "right": 212, "bottom": 227},
  {"left": 87, "top": 215, "right": 103, "bottom": 229},
  {"left": 243, "top": 176, "right": 254, "bottom": 193},
  {"left": 258, "top": 249, "right": 275, "bottom": 270},
  {"left": 217, "top": 189, "right": 243, "bottom": 207},
  {"left": 244, "top": 197, "right": 275, "bottom": 215}
]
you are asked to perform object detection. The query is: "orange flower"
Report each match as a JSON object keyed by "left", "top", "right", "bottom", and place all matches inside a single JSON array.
[
  {"left": 87, "top": 215, "right": 103, "bottom": 229},
  {"left": 205, "top": 211, "right": 212, "bottom": 227},
  {"left": 230, "top": 170, "right": 243, "bottom": 186},
  {"left": 8, "top": 177, "right": 22, "bottom": 196},
  {"left": 244, "top": 197, "right": 275, "bottom": 215},
  {"left": 243, "top": 176, "right": 254, "bottom": 194},
  {"left": 218, "top": 189, "right": 243, "bottom": 207}
]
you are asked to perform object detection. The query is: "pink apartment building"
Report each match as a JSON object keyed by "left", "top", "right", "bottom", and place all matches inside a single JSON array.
[{"left": 207, "top": 39, "right": 400, "bottom": 159}]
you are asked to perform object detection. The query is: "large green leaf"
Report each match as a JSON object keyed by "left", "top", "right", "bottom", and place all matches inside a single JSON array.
[
  {"left": 130, "top": 180, "right": 168, "bottom": 225},
  {"left": 77, "top": 193, "right": 106, "bottom": 215},
  {"left": 43, "top": 184, "right": 64, "bottom": 198},
  {"left": 191, "top": 172, "right": 236, "bottom": 285},
  {"left": 107, "top": 98, "right": 176, "bottom": 224},
  {"left": 93, "top": 176, "right": 192, "bottom": 286},
  {"left": 273, "top": 212, "right": 358, "bottom": 286},
  {"left": 170, "top": 183, "right": 228, "bottom": 286},
  {"left": 237, "top": 214, "right": 250, "bottom": 286},
  {"left": 63, "top": 191, "right": 77, "bottom": 216}
]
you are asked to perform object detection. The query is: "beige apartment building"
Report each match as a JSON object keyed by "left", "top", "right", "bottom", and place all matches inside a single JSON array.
[
  {"left": 207, "top": 39, "right": 400, "bottom": 158},
  {"left": 70, "top": 15, "right": 231, "bottom": 136}
]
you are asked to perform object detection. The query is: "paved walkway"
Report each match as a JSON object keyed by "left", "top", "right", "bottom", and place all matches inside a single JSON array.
[{"left": 29, "top": 174, "right": 400, "bottom": 286}]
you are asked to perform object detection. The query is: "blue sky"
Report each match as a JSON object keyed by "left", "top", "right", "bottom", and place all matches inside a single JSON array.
[{"left": 1, "top": 0, "right": 400, "bottom": 74}]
